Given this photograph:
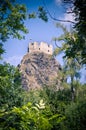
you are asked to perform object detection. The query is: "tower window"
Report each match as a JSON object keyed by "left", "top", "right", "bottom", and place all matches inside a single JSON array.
[
  {"left": 31, "top": 43, "right": 34, "bottom": 45},
  {"left": 48, "top": 50, "right": 49, "bottom": 52},
  {"left": 39, "top": 48, "right": 40, "bottom": 50}
]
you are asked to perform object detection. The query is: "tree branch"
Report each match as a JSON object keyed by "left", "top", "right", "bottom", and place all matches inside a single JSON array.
[
  {"left": 43, "top": 0, "right": 75, "bottom": 24},
  {"left": 54, "top": 39, "right": 61, "bottom": 48}
]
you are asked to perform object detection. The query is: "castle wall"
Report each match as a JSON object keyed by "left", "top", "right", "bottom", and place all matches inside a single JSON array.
[{"left": 28, "top": 42, "right": 53, "bottom": 55}]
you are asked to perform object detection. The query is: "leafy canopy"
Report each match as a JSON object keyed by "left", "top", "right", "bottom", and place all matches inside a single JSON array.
[
  {"left": 0, "top": 63, "right": 25, "bottom": 110},
  {"left": 0, "top": 0, "right": 28, "bottom": 42}
]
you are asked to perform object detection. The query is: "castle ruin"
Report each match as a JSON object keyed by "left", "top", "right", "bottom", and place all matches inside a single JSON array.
[{"left": 28, "top": 42, "right": 53, "bottom": 55}]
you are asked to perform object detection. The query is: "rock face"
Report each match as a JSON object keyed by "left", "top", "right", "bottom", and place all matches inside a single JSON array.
[{"left": 19, "top": 52, "right": 62, "bottom": 90}]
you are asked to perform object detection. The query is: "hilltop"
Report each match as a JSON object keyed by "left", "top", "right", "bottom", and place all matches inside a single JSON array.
[{"left": 19, "top": 42, "right": 62, "bottom": 90}]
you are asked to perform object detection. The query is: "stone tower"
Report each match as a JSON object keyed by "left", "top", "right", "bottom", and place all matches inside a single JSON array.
[{"left": 28, "top": 42, "right": 53, "bottom": 55}]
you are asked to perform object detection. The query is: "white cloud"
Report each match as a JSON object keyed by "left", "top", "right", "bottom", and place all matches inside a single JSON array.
[
  {"left": 4, "top": 55, "right": 23, "bottom": 66},
  {"left": 58, "top": 12, "right": 75, "bottom": 29},
  {"left": 63, "top": 13, "right": 75, "bottom": 23}
]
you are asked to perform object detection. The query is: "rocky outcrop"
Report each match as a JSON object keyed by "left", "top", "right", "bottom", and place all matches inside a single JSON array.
[{"left": 19, "top": 52, "right": 62, "bottom": 90}]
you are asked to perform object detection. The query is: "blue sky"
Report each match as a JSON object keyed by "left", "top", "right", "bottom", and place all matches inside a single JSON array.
[
  {"left": 3, "top": 0, "right": 72, "bottom": 65},
  {"left": 2, "top": 0, "right": 86, "bottom": 83}
]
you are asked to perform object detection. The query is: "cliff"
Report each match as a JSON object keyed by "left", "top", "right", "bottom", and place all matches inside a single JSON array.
[{"left": 19, "top": 52, "right": 62, "bottom": 90}]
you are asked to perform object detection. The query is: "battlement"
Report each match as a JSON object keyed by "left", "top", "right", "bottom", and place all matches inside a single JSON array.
[{"left": 28, "top": 42, "right": 53, "bottom": 55}]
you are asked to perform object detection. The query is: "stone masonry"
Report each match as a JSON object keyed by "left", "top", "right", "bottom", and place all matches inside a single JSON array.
[{"left": 28, "top": 42, "right": 53, "bottom": 55}]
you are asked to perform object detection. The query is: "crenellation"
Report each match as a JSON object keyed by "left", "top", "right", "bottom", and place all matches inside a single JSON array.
[{"left": 28, "top": 42, "right": 53, "bottom": 55}]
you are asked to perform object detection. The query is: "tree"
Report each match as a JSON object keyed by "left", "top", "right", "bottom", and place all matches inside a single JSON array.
[
  {"left": 63, "top": 0, "right": 86, "bottom": 65},
  {"left": 64, "top": 98, "right": 86, "bottom": 130},
  {"left": 73, "top": 0, "right": 86, "bottom": 65},
  {"left": 53, "top": 24, "right": 81, "bottom": 100},
  {"left": 62, "top": 58, "right": 81, "bottom": 101},
  {"left": 0, "top": 0, "right": 28, "bottom": 42},
  {"left": 43, "top": 0, "right": 86, "bottom": 65},
  {"left": 63, "top": 0, "right": 86, "bottom": 37},
  {"left": 0, "top": 0, "right": 28, "bottom": 59},
  {"left": 0, "top": 63, "right": 25, "bottom": 111},
  {"left": 0, "top": 100, "right": 51, "bottom": 130},
  {"left": 0, "top": 0, "right": 48, "bottom": 58}
]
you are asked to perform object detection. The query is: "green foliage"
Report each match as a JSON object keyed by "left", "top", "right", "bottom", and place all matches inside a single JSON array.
[
  {"left": 53, "top": 24, "right": 82, "bottom": 100},
  {"left": 0, "top": 0, "right": 28, "bottom": 42},
  {"left": 37, "top": 87, "right": 69, "bottom": 129},
  {"left": 0, "top": 75, "right": 86, "bottom": 130},
  {"left": 74, "top": 83, "right": 86, "bottom": 101},
  {"left": 0, "top": 100, "right": 51, "bottom": 130},
  {"left": 29, "top": 13, "right": 36, "bottom": 19},
  {"left": 53, "top": 23, "right": 81, "bottom": 62},
  {"left": 0, "top": 63, "right": 25, "bottom": 110},
  {"left": 74, "top": 0, "right": 86, "bottom": 37},
  {"left": 0, "top": 43, "right": 5, "bottom": 58},
  {"left": 38, "top": 7, "right": 48, "bottom": 22},
  {"left": 63, "top": 0, "right": 86, "bottom": 65},
  {"left": 64, "top": 98, "right": 86, "bottom": 130},
  {"left": 50, "top": 0, "right": 86, "bottom": 65},
  {"left": 39, "top": 83, "right": 86, "bottom": 130},
  {"left": 43, "top": 86, "right": 71, "bottom": 113},
  {"left": 29, "top": 6, "right": 48, "bottom": 22}
]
